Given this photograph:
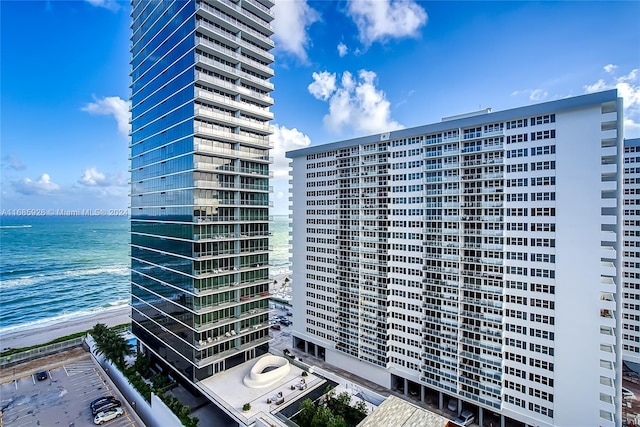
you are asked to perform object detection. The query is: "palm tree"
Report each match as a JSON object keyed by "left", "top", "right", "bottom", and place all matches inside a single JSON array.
[
  {"left": 91, "top": 323, "right": 110, "bottom": 342},
  {"left": 104, "top": 333, "right": 133, "bottom": 370},
  {"left": 93, "top": 327, "right": 132, "bottom": 370}
]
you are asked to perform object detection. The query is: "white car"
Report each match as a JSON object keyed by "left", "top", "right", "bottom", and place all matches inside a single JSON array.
[
  {"left": 454, "top": 410, "right": 475, "bottom": 426},
  {"left": 94, "top": 407, "right": 124, "bottom": 425},
  {"left": 623, "top": 387, "right": 636, "bottom": 400}
]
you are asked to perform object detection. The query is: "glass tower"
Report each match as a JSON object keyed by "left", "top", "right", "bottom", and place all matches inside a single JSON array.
[{"left": 129, "top": 0, "right": 275, "bottom": 383}]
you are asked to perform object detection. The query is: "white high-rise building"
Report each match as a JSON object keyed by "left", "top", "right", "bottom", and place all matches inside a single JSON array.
[
  {"left": 623, "top": 137, "right": 640, "bottom": 366},
  {"left": 286, "top": 90, "right": 624, "bottom": 427}
]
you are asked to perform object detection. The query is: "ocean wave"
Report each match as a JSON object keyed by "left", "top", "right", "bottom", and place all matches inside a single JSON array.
[
  {"left": 1, "top": 265, "right": 129, "bottom": 289},
  {"left": 1, "top": 215, "right": 290, "bottom": 331},
  {"left": 0, "top": 225, "right": 32, "bottom": 229},
  {"left": 62, "top": 265, "right": 130, "bottom": 278}
]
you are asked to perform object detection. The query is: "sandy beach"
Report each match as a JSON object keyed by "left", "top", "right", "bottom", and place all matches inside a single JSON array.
[
  {"left": 0, "top": 270, "right": 292, "bottom": 352},
  {"left": 0, "top": 306, "right": 132, "bottom": 351}
]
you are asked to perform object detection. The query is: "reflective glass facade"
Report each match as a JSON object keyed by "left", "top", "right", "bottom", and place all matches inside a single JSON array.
[{"left": 130, "top": 0, "right": 274, "bottom": 383}]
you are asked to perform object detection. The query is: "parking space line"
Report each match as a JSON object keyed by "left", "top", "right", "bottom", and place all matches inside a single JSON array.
[
  {"left": 14, "top": 416, "right": 36, "bottom": 427},
  {"left": 63, "top": 365, "right": 69, "bottom": 376},
  {"left": 31, "top": 374, "right": 35, "bottom": 384}
]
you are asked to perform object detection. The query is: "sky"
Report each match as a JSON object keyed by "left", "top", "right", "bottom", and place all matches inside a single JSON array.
[{"left": 1, "top": 1, "right": 639, "bottom": 216}]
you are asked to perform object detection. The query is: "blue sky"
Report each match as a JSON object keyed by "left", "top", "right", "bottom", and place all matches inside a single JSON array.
[{"left": 1, "top": 1, "right": 639, "bottom": 216}]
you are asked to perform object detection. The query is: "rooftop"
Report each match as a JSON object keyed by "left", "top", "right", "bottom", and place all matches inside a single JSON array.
[
  {"left": 357, "top": 395, "right": 454, "bottom": 427},
  {"left": 195, "top": 353, "right": 326, "bottom": 426},
  {"left": 286, "top": 89, "right": 618, "bottom": 159}
]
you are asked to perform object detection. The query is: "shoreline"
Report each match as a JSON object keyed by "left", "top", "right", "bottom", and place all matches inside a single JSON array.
[
  {"left": 1, "top": 270, "right": 292, "bottom": 351},
  {"left": 0, "top": 305, "right": 132, "bottom": 351}
]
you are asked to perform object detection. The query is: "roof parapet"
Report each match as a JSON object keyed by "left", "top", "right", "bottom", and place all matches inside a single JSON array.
[{"left": 442, "top": 108, "right": 492, "bottom": 122}]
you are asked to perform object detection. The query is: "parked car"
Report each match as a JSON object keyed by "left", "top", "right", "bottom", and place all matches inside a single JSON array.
[
  {"left": 447, "top": 398, "right": 458, "bottom": 412},
  {"left": 279, "top": 319, "right": 292, "bottom": 326},
  {"left": 91, "top": 396, "right": 116, "bottom": 407},
  {"left": 94, "top": 407, "right": 124, "bottom": 425},
  {"left": 453, "top": 410, "right": 475, "bottom": 426},
  {"left": 35, "top": 371, "right": 48, "bottom": 381},
  {"left": 91, "top": 397, "right": 121, "bottom": 416},
  {"left": 623, "top": 387, "right": 636, "bottom": 400},
  {"left": 286, "top": 311, "right": 293, "bottom": 316},
  {"left": 270, "top": 324, "right": 281, "bottom": 330}
]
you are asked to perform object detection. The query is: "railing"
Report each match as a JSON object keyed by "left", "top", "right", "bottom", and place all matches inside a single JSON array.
[{"left": 0, "top": 337, "right": 85, "bottom": 367}]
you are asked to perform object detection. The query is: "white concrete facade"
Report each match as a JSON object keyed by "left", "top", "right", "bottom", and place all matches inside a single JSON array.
[
  {"left": 623, "top": 138, "right": 640, "bottom": 366},
  {"left": 286, "top": 90, "right": 624, "bottom": 427}
]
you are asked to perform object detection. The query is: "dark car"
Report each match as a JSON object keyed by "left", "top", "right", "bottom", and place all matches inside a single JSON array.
[
  {"left": 35, "top": 371, "right": 48, "bottom": 381},
  {"left": 270, "top": 324, "right": 281, "bottom": 330},
  {"left": 91, "top": 396, "right": 121, "bottom": 416},
  {"left": 279, "top": 319, "right": 292, "bottom": 326}
]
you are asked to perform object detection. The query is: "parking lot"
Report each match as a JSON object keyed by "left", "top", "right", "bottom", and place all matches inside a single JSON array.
[
  {"left": 268, "top": 305, "right": 294, "bottom": 350},
  {"left": 1, "top": 356, "right": 140, "bottom": 427}
]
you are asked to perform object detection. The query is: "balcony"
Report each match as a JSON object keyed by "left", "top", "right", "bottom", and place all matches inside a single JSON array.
[
  {"left": 195, "top": 70, "right": 273, "bottom": 105},
  {"left": 194, "top": 86, "right": 274, "bottom": 120},
  {"left": 193, "top": 140, "right": 272, "bottom": 163},
  {"left": 194, "top": 106, "right": 271, "bottom": 133},
  {"left": 194, "top": 162, "right": 273, "bottom": 178},
  {"left": 243, "top": 0, "right": 274, "bottom": 21},
  {"left": 197, "top": 2, "right": 274, "bottom": 41},
  {"left": 195, "top": 336, "right": 271, "bottom": 367}
]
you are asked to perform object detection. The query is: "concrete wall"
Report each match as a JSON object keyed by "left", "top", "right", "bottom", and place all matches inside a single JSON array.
[{"left": 86, "top": 335, "right": 182, "bottom": 427}]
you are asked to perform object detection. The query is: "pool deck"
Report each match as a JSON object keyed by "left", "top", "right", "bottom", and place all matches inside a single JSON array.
[{"left": 195, "top": 353, "right": 326, "bottom": 426}]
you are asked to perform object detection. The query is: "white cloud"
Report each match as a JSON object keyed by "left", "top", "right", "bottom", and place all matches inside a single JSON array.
[
  {"left": 85, "top": 0, "right": 121, "bottom": 11},
  {"left": 78, "top": 168, "right": 129, "bottom": 187},
  {"left": 309, "top": 69, "right": 403, "bottom": 135},
  {"left": 529, "top": 89, "right": 548, "bottom": 101},
  {"left": 619, "top": 69, "right": 638, "bottom": 84},
  {"left": 12, "top": 173, "right": 60, "bottom": 195},
  {"left": 272, "top": 0, "right": 320, "bottom": 62},
  {"left": 2, "top": 154, "right": 26, "bottom": 171},
  {"left": 624, "top": 118, "right": 640, "bottom": 133},
  {"left": 583, "top": 66, "right": 640, "bottom": 137},
  {"left": 81, "top": 95, "right": 130, "bottom": 137},
  {"left": 78, "top": 167, "right": 108, "bottom": 186},
  {"left": 511, "top": 89, "right": 549, "bottom": 101},
  {"left": 337, "top": 42, "right": 348, "bottom": 57},
  {"left": 270, "top": 125, "right": 312, "bottom": 178},
  {"left": 308, "top": 71, "right": 337, "bottom": 101},
  {"left": 347, "top": 0, "right": 428, "bottom": 46},
  {"left": 584, "top": 79, "right": 608, "bottom": 94}
]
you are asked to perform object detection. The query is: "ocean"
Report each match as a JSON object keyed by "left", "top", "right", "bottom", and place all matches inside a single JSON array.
[{"left": 0, "top": 215, "right": 291, "bottom": 333}]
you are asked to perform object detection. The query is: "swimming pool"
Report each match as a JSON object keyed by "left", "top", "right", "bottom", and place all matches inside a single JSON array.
[{"left": 127, "top": 337, "right": 137, "bottom": 349}]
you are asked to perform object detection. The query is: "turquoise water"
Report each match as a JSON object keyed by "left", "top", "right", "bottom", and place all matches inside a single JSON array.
[{"left": 0, "top": 215, "right": 290, "bottom": 332}]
